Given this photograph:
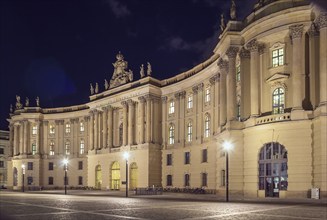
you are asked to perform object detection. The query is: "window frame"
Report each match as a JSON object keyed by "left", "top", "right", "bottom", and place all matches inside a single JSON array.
[
  {"left": 187, "top": 95, "right": 193, "bottom": 109},
  {"left": 187, "top": 122, "right": 192, "bottom": 142},
  {"left": 49, "top": 124, "right": 55, "bottom": 134},
  {"left": 65, "top": 141, "right": 70, "bottom": 155},
  {"left": 49, "top": 141, "right": 55, "bottom": 156},
  {"left": 272, "top": 87, "right": 285, "bottom": 114},
  {"left": 80, "top": 139, "right": 85, "bottom": 154},
  {"left": 204, "top": 114, "right": 210, "bottom": 138},
  {"left": 32, "top": 125, "right": 37, "bottom": 135},
  {"left": 168, "top": 100, "right": 175, "bottom": 114},
  {"left": 166, "top": 154, "right": 172, "bottom": 166},
  {"left": 168, "top": 124, "right": 175, "bottom": 145},
  {"left": 184, "top": 152, "right": 190, "bottom": 165},
  {"left": 205, "top": 88, "right": 211, "bottom": 103},
  {"left": 65, "top": 123, "right": 71, "bottom": 134}
]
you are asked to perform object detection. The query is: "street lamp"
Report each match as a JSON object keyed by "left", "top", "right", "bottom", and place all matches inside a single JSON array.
[
  {"left": 63, "top": 158, "right": 68, "bottom": 195},
  {"left": 21, "top": 164, "right": 25, "bottom": 192},
  {"left": 223, "top": 141, "right": 233, "bottom": 202},
  {"left": 123, "top": 152, "right": 130, "bottom": 197}
]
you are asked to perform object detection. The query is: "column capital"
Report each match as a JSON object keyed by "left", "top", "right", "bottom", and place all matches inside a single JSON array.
[
  {"left": 226, "top": 46, "right": 239, "bottom": 59},
  {"left": 101, "top": 106, "right": 109, "bottom": 112},
  {"left": 308, "top": 23, "right": 319, "bottom": 37},
  {"left": 209, "top": 74, "right": 220, "bottom": 85},
  {"left": 246, "top": 39, "right": 258, "bottom": 52},
  {"left": 289, "top": 24, "right": 304, "bottom": 39},
  {"left": 84, "top": 116, "right": 90, "bottom": 121},
  {"left": 43, "top": 120, "right": 49, "bottom": 126},
  {"left": 316, "top": 12, "right": 327, "bottom": 30},
  {"left": 174, "top": 92, "right": 180, "bottom": 99},
  {"left": 192, "top": 85, "right": 199, "bottom": 94},
  {"left": 55, "top": 120, "right": 64, "bottom": 125},
  {"left": 239, "top": 47, "right": 250, "bottom": 59},
  {"left": 138, "top": 96, "right": 146, "bottom": 103},
  {"left": 161, "top": 96, "right": 167, "bottom": 103},
  {"left": 259, "top": 44, "right": 266, "bottom": 55},
  {"left": 197, "top": 83, "right": 204, "bottom": 91},
  {"left": 127, "top": 99, "right": 135, "bottom": 106},
  {"left": 217, "top": 58, "right": 229, "bottom": 72},
  {"left": 121, "top": 101, "right": 128, "bottom": 107}
]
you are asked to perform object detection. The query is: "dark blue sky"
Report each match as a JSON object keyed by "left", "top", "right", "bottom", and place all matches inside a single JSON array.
[{"left": 1, "top": 0, "right": 325, "bottom": 130}]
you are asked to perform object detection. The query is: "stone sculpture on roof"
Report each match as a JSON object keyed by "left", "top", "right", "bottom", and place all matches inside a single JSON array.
[
  {"left": 15, "top": 95, "right": 22, "bottom": 110},
  {"left": 109, "top": 51, "right": 133, "bottom": 89}
]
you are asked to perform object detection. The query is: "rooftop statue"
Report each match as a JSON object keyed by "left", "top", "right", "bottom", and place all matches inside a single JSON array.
[
  {"left": 90, "top": 83, "right": 94, "bottom": 95},
  {"left": 109, "top": 51, "right": 133, "bottom": 89},
  {"left": 15, "top": 95, "right": 22, "bottom": 110},
  {"left": 95, "top": 83, "right": 99, "bottom": 94},
  {"left": 140, "top": 64, "right": 145, "bottom": 78},
  {"left": 220, "top": 14, "right": 226, "bottom": 31},
  {"left": 10, "top": 104, "right": 13, "bottom": 113},
  {"left": 104, "top": 79, "right": 109, "bottom": 90},
  {"left": 230, "top": 0, "right": 236, "bottom": 20},
  {"left": 147, "top": 62, "right": 152, "bottom": 76},
  {"left": 25, "top": 97, "right": 29, "bottom": 107},
  {"left": 36, "top": 96, "right": 40, "bottom": 107}
]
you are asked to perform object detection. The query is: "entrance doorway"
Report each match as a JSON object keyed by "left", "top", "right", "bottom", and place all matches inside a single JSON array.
[{"left": 258, "top": 142, "right": 288, "bottom": 197}]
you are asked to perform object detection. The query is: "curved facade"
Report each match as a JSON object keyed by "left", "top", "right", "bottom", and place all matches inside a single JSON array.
[{"left": 7, "top": 0, "right": 327, "bottom": 198}]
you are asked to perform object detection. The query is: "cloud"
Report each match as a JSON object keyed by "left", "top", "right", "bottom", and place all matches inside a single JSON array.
[
  {"left": 164, "top": 37, "right": 192, "bottom": 51},
  {"left": 105, "top": 0, "right": 131, "bottom": 18}
]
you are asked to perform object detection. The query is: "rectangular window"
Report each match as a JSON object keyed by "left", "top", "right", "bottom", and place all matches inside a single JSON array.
[
  {"left": 187, "top": 123, "right": 192, "bottom": 142},
  {"left": 32, "top": 125, "right": 37, "bottom": 135},
  {"left": 49, "top": 124, "right": 55, "bottom": 134},
  {"left": 65, "top": 124, "right": 71, "bottom": 134},
  {"left": 27, "top": 162, "right": 33, "bottom": 170},
  {"left": 49, "top": 141, "right": 55, "bottom": 156},
  {"left": 187, "top": 95, "right": 193, "bottom": 109},
  {"left": 168, "top": 101, "right": 175, "bottom": 114},
  {"left": 272, "top": 48, "right": 284, "bottom": 67},
  {"left": 184, "top": 174, "right": 190, "bottom": 187},
  {"left": 202, "top": 149, "right": 208, "bottom": 163},
  {"left": 167, "top": 154, "right": 172, "bottom": 166},
  {"left": 0, "top": 148, "right": 3, "bottom": 154},
  {"left": 184, "top": 152, "right": 190, "bottom": 164},
  {"left": 201, "top": 173, "right": 207, "bottom": 187},
  {"left": 80, "top": 122, "right": 85, "bottom": 132},
  {"left": 221, "top": 170, "right": 225, "bottom": 186},
  {"left": 78, "top": 176, "right": 83, "bottom": 185},
  {"left": 80, "top": 140, "right": 85, "bottom": 154},
  {"left": 205, "top": 88, "right": 210, "bottom": 102},
  {"left": 48, "top": 177, "right": 54, "bottom": 185},
  {"left": 48, "top": 162, "right": 54, "bottom": 170},
  {"left": 32, "top": 143, "right": 36, "bottom": 155},
  {"left": 27, "top": 176, "right": 33, "bottom": 185},
  {"left": 0, "top": 161, "right": 4, "bottom": 168},
  {"left": 167, "top": 175, "right": 172, "bottom": 186},
  {"left": 78, "top": 161, "right": 83, "bottom": 170},
  {"left": 65, "top": 141, "right": 70, "bottom": 155}
]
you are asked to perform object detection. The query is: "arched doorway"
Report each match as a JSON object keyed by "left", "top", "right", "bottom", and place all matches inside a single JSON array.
[
  {"left": 130, "top": 163, "right": 138, "bottom": 189},
  {"left": 111, "top": 162, "right": 120, "bottom": 190},
  {"left": 13, "top": 167, "right": 18, "bottom": 186},
  {"left": 258, "top": 142, "right": 288, "bottom": 197},
  {"left": 95, "top": 165, "right": 102, "bottom": 189}
]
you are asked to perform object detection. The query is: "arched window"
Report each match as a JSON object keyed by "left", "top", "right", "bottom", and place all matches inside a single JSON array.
[
  {"left": 204, "top": 114, "right": 210, "bottom": 138},
  {"left": 187, "top": 122, "right": 192, "bottom": 142},
  {"left": 111, "top": 162, "right": 120, "bottom": 190},
  {"left": 65, "top": 141, "right": 70, "bottom": 155},
  {"left": 169, "top": 124, "right": 175, "bottom": 145},
  {"left": 119, "top": 123, "right": 123, "bottom": 146},
  {"left": 272, "top": 88, "right": 285, "bottom": 114},
  {"left": 258, "top": 142, "right": 288, "bottom": 197}
]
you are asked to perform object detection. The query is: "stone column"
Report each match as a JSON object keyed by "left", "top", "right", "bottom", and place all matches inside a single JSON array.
[
  {"left": 121, "top": 101, "right": 128, "bottom": 146},
  {"left": 218, "top": 58, "right": 228, "bottom": 126},
  {"left": 138, "top": 97, "right": 146, "bottom": 144},
  {"left": 107, "top": 107, "right": 113, "bottom": 148},
  {"left": 94, "top": 110, "right": 99, "bottom": 149},
  {"left": 239, "top": 47, "right": 251, "bottom": 119},
  {"left": 174, "top": 92, "right": 180, "bottom": 143},
  {"left": 43, "top": 121, "right": 48, "bottom": 155},
  {"left": 127, "top": 100, "right": 135, "bottom": 145},
  {"left": 192, "top": 86, "right": 199, "bottom": 140},
  {"left": 19, "top": 122, "right": 23, "bottom": 154},
  {"left": 89, "top": 112, "right": 94, "bottom": 150},
  {"left": 179, "top": 91, "right": 186, "bottom": 146},
  {"left": 13, "top": 124, "right": 18, "bottom": 156},
  {"left": 197, "top": 83, "right": 204, "bottom": 141},
  {"left": 308, "top": 23, "right": 319, "bottom": 108},
  {"left": 317, "top": 13, "right": 327, "bottom": 106},
  {"left": 161, "top": 96, "right": 167, "bottom": 147},
  {"left": 9, "top": 125, "right": 13, "bottom": 157},
  {"left": 23, "top": 120, "right": 28, "bottom": 154},
  {"left": 145, "top": 95, "right": 152, "bottom": 143},
  {"left": 102, "top": 107, "right": 108, "bottom": 148},
  {"left": 290, "top": 24, "right": 304, "bottom": 110},
  {"left": 210, "top": 74, "right": 219, "bottom": 134},
  {"left": 35, "top": 120, "right": 40, "bottom": 154},
  {"left": 226, "top": 46, "right": 239, "bottom": 121},
  {"left": 247, "top": 39, "right": 260, "bottom": 116}
]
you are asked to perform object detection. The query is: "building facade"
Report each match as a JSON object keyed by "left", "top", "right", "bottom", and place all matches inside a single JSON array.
[
  {"left": 6, "top": 0, "right": 327, "bottom": 198},
  {"left": 0, "top": 130, "right": 10, "bottom": 187}
]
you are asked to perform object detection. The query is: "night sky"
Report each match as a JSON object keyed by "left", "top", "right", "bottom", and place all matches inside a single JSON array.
[{"left": 1, "top": 0, "right": 326, "bottom": 130}]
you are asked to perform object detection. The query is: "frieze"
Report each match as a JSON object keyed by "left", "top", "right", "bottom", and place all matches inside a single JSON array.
[{"left": 289, "top": 24, "right": 304, "bottom": 39}]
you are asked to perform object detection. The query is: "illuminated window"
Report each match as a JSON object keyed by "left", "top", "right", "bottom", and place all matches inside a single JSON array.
[
  {"left": 204, "top": 114, "right": 210, "bottom": 138},
  {"left": 187, "top": 95, "right": 193, "bottom": 109},
  {"left": 49, "top": 141, "right": 55, "bottom": 156},
  {"left": 65, "top": 123, "right": 71, "bottom": 134},
  {"left": 31, "top": 143, "right": 36, "bottom": 155},
  {"left": 168, "top": 124, "right": 175, "bottom": 145},
  {"left": 272, "top": 88, "right": 285, "bottom": 114},
  {"left": 184, "top": 174, "right": 190, "bottom": 187},
  {"left": 49, "top": 124, "right": 55, "bottom": 134},
  {"left": 169, "top": 101, "right": 175, "bottom": 114},
  {"left": 205, "top": 88, "right": 210, "bottom": 102},
  {"left": 272, "top": 48, "right": 284, "bottom": 67},
  {"left": 32, "top": 125, "right": 37, "bottom": 135},
  {"left": 80, "top": 140, "right": 85, "bottom": 154},
  {"left": 187, "top": 122, "right": 192, "bottom": 142},
  {"left": 65, "top": 141, "right": 70, "bottom": 155},
  {"left": 80, "top": 122, "right": 85, "bottom": 132},
  {"left": 236, "top": 65, "right": 241, "bottom": 82}
]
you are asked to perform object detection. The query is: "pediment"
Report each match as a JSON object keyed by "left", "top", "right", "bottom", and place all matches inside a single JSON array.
[{"left": 266, "top": 73, "right": 289, "bottom": 83}]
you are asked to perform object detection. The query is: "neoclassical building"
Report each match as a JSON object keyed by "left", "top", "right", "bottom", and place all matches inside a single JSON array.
[
  {"left": 6, "top": 0, "right": 327, "bottom": 198},
  {"left": 0, "top": 130, "right": 10, "bottom": 187}
]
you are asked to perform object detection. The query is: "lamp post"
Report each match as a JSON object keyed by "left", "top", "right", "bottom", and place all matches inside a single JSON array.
[
  {"left": 22, "top": 164, "right": 25, "bottom": 192},
  {"left": 63, "top": 158, "right": 68, "bottom": 195},
  {"left": 223, "top": 141, "right": 233, "bottom": 202},
  {"left": 123, "top": 152, "right": 130, "bottom": 197}
]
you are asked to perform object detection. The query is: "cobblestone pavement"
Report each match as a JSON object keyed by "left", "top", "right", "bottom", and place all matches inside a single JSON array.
[{"left": 0, "top": 191, "right": 326, "bottom": 220}]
